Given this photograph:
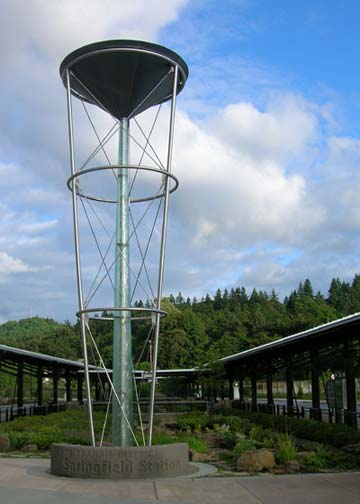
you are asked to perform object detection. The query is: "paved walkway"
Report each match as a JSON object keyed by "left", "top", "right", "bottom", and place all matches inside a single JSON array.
[{"left": 0, "top": 457, "right": 359, "bottom": 504}]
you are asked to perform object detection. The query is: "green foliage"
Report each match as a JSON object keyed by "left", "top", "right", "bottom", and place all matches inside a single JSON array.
[
  {"left": 135, "top": 431, "right": 209, "bottom": 453},
  {"left": 299, "top": 443, "right": 360, "bottom": 471},
  {"left": 211, "top": 415, "right": 247, "bottom": 434},
  {"left": 178, "top": 434, "right": 208, "bottom": 453},
  {"left": 261, "top": 429, "right": 276, "bottom": 449},
  {"left": 227, "top": 409, "right": 360, "bottom": 448},
  {"left": 221, "top": 431, "right": 237, "bottom": 449},
  {"left": 232, "top": 438, "right": 258, "bottom": 455},
  {"left": 1, "top": 409, "right": 109, "bottom": 450},
  {"left": 212, "top": 423, "right": 237, "bottom": 448},
  {"left": 248, "top": 424, "right": 278, "bottom": 449},
  {"left": 276, "top": 433, "right": 297, "bottom": 463},
  {"left": 176, "top": 414, "right": 210, "bottom": 432},
  {"left": 176, "top": 413, "right": 253, "bottom": 438},
  {"left": 8, "top": 429, "right": 66, "bottom": 450},
  {"left": 249, "top": 424, "right": 265, "bottom": 442},
  {"left": 0, "top": 317, "right": 81, "bottom": 360},
  {"left": 2, "top": 409, "right": 211, "bottom": 454}
]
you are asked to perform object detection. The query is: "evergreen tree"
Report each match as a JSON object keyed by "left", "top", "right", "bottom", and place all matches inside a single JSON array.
[
  {"left": 350, "top": 274, "right": 360, "bottom": 313},
  {"left": 175, "top": 292, "right": 185, "bottom": 305},
  {"left": 303, "top": 278, "right": 314, "bottom": 298},
  {"left": 213, "top": 288, "right": 223, "bottom": 310}
]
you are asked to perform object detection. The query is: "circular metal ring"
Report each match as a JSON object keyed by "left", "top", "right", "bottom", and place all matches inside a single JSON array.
[
  {"left": 67, "top": 164, "right": 179, "bottom": 204},
  {"left": 76, "top": 306, "right": 167, "bottom": 322}
]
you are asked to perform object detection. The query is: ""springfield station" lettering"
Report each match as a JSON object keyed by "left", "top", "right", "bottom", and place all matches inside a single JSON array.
[{"left": 64, "top": 457, "right": 181, "bottom": 476}]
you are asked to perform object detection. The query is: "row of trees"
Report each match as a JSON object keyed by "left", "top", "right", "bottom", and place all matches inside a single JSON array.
[{"left": 1, "top": 275, "right": 360, "bottom": 369}]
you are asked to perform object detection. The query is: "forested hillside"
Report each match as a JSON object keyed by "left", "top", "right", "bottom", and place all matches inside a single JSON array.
[
  {"left": 0, "top": 317, "right": 81, "bottom": 360},
  {"left": 153, "top": 274, "right": 360, "bottom": 368},
  {"left": 1, "top": 275, "right": 360, "bottom": 369}
]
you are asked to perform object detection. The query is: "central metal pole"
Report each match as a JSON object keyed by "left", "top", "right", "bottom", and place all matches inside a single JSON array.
[{"left": 112, "top": 118, "right": 134, "bottom": 446}]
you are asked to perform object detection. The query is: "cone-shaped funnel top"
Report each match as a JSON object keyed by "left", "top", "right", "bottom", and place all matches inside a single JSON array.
[{"left": 60, "top": 40, "right": 188, "bottom": 120}]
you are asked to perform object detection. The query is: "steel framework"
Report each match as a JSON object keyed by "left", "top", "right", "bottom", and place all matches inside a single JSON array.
[{"left": 60, "top": 40, "right": 188, "bottom": 446}]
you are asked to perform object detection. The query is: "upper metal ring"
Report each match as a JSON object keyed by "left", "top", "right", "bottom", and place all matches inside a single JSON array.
[
  {"left": 67, "top": 164, "right": 179, "bottom": 204},
  {"left": 76, "top": 306, "right": 167, "bottom": 322}
]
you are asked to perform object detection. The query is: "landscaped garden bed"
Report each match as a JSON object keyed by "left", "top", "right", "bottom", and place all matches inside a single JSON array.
[
  {"left": 0, "top": 407, "right": 359, "bottom": 474},
  {"left": 174, "top": 410, "right": 360, "bottom": 473}
]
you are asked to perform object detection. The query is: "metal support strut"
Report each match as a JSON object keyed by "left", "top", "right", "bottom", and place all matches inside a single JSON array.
[
  {"left": 66, "top": 69, "right": 95, "bottom": 446},
  {"left": 148, "top": 65, "right": 179, "bottom": 446}
]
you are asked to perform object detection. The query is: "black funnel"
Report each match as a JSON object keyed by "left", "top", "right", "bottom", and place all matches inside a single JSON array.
[{"left": 59, "top": 40, "right": 189, "bottom": 120}]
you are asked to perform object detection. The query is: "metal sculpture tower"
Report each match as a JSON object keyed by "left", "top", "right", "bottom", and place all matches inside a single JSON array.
[{"left": 60, "top": 40, "right": 188, "bottom": 447}]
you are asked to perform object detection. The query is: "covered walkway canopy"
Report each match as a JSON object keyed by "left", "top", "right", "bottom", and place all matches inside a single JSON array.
[
  {"left": 0, "top": 344, "right": 203, "bottom": 409},
  {"left": 0, "top": 344, "right": 90, "bottom": 407},
  {"left": 220, "top": 313, "right": 360, "bottom": 427}
]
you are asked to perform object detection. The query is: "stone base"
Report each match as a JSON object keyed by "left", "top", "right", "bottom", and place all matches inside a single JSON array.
[{"left": 50, "top": 443, "right": 198, "bottom": 479}]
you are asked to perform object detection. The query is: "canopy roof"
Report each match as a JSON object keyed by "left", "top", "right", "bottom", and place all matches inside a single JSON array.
[
  {"left": 220, "top": 312, "right": 360, "bottom": 365},
  {"left": 59, "top": 40, "right": 188, "bottom": 120}
]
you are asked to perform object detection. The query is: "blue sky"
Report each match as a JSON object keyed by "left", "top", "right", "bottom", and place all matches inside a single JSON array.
[{"left": 0, "top": 0, "right": 360, "bottom": 322}]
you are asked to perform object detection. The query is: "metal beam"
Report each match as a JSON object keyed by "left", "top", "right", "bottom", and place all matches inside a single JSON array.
[
  {"left": 311, "top": 349, "right": 321, "bottom": 420},
  {"left": 344, "top": 340, "right": 357, "bottom": 428},
  {"left": 266, "top": 371, "right": 274, "bottom": 406},
  {"left": 77, "top": 375, "right": 83, "bottom": 404},
  {"left": 37, "top": 366, "right": 43, "bottom": 406},
  {"left": 286, "top": 366, "right": 294, "bottom": 415},
  {"left": 17, "top": 361, "right": 24, "bottom": 408},
  {"left": 53, "top": 368, "right": 59, "bottom": 404}
]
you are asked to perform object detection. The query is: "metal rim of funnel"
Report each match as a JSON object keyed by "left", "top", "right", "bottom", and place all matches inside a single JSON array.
[
  {"left": 67, "top": 164, "right": 179, "bottom": 204},
  {"left": 76, "top": 306, "right": 167, "bottom": 322},
  {"left": 59, "top": 41, "right": 189, "bottom": 119}
]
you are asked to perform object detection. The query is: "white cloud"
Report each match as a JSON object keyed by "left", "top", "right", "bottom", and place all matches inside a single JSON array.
[
  {"left": 0, "top": 0, "right": 188, "bottom": 66},
  {"left": 211, "top": 94, "right": 318, "bottom": 162},
  {"left": 18, "top": 220, "right": 58, "bottom": 234},
  {"left": 0, "top": 251, "right": 33, "bottom": 275},
  {"left": 172, "top": 100, "right": 324, "bottom": 247}
]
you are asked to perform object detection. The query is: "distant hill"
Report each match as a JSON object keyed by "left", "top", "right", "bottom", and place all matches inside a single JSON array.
[
  {"left": 0, "top": 317, "right": 64, "bottom": 343},
  {"left": 0, "top": 317, "right": 82, "bottom": 360}
]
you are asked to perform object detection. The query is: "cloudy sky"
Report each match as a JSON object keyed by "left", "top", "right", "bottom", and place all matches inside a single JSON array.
[{"left": 1, "top": 0, "right": 360, "bottom": 323}]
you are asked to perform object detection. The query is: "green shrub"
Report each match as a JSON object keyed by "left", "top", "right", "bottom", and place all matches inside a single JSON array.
[
  {"left": 176, "top": 413, "right": 249, "bottom": 435},
  {"left": 301, "top": 452, "right": 326, "bottom": 470},
  {"left": 176, "top": 414, "right": 209, "bottom": 432},
  {"left": 178, "top": 434, "right": 208, "bottom": 453},
  {"left": 225, "top": 409, "right": 360, "bottom": 448},
  {"left": 144, "top": 432, "right": 209, "bottom": 454},
  {"left": 276, "top": 433, "right": 297, "bottom": 463},
  {"left": 261, "top": 429, "right": 276, "bottom": 448},
  {"left": 149, "top": 433, "right": 176, "bottom": 445},
  {"left": 299, "top": 443, "right": 360, "bottom": 471},
  {"left": 222, "top": 431, "right": 237, "bottom": 449},
  {"left": 232, "top": 438, "right": 258, "bottom": 456},
  {"left": 249, "top": 424, "right": 265, "bottom": 442},
  {"left": 1, "top": 409, "right": 108, "bottom": 450},
  {"left": 8, "top": 430, "right": 67, "bottom": 450},
  {"left": 226, "top": 416, "right": 253, "bottom": 435}
]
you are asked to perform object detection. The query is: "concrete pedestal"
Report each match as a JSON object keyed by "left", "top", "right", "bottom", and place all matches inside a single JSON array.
[{"left": 51, "top": 443, "right": 198, "bottom": 479}]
